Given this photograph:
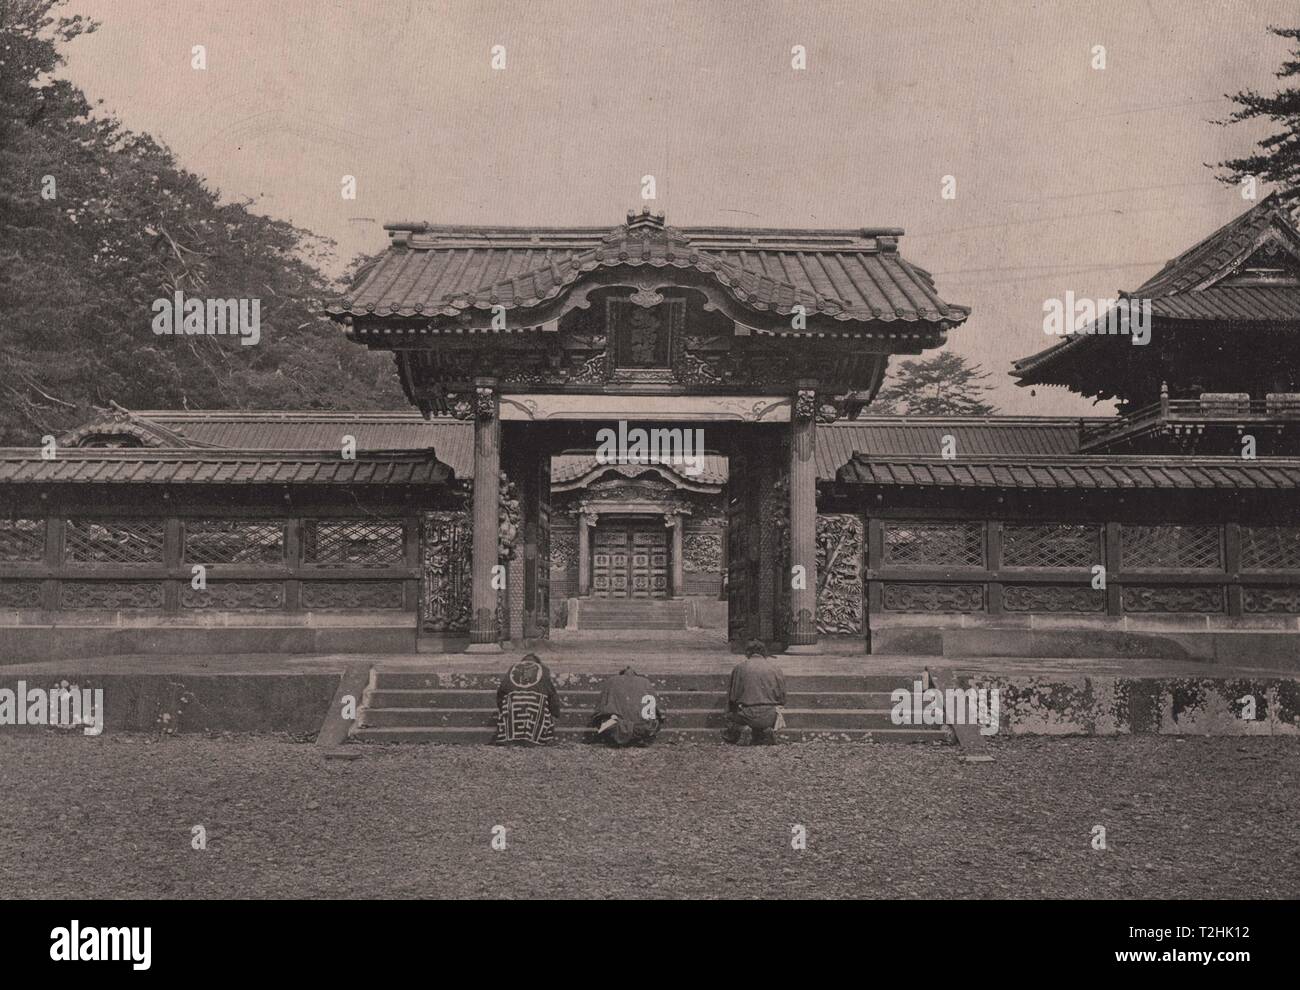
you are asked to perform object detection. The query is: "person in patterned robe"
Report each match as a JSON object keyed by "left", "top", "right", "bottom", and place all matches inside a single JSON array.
[{"left": 494, "top": 654, "right": 562, "bottom": 745}]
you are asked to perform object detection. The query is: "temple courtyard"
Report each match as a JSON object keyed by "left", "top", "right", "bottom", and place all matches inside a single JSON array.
[{"left": 1, "top": 732, "right": 1295, "bottom": 899}]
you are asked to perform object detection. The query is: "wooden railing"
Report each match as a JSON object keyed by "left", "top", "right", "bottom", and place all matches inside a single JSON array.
[{"left": 1080, "top": 394, "right": 1300, "bottom": 450}]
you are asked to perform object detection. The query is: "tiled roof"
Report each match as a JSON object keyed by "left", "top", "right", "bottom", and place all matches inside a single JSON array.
[
  {"left": 1013, "top": 194, "right": 1300, "bottom": 384},
  {"left": 837, "top": 454, "right": 1300, "bottom": 490},
  {"left": 56, "top": 410, "right": 1109, "bottom": 483},
  {"left": 1134, "top": 193, "right": 1300, "bottom": 298},
  {"left": 1148, "top": 286, "right": 1300, "bottom": 321},
  {"left": 0, "top": 449, "right": 452, "bottom": 486},
  {"left": 328, "top": 210, "right": 969, "bottom": 328},
  {"left": 815, "top": 416, "right": 1088, "bottom": 474},
  {"left": 61, "top": 410, "right": 476, "bottom": 480}
]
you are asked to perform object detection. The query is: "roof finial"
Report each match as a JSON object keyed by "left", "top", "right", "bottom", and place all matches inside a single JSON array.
[{"left": 626, "top": 206, "right": 665, "bottom": 231}]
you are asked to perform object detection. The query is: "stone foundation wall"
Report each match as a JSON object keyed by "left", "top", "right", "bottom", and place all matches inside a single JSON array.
[
  {"left": 954, "top": 673, "right": 1300, "bottom": 736},
  {"left": 0, "top": 611, "right": 421, "bottom": 662}
]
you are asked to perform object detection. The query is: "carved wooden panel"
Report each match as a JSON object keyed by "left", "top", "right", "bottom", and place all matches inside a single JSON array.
[
  {"left": 727, "top": 449, "right": 755, "bottom": 641},
  {"left": 882, "top": 582, "right": 984, "bottom": 613},
  {"left": 608, "top": 298, "right": 679, "bottom": 369},
  {"left": 0, "top": 581, "right": 42, "bottom": 608},
  {"left": 536, "top": 476, "right": 550, "bottom": 632},
  {"left": 1243, "top": 586, "right": 1300, "bottom": 613},
  {"left": 0, "top": 519, "right": 44, "bottom": 562},
  {"left": 549, "top": 533, "right": 577, "bottom": 572},
  {"left": 181, "top": 581, "right": 285, "bottom": 609},
  {"left": 816, "top": 513, "right": 863, "bottom": 633},
  {"left": 1003, "top": 584, "right": 1104, "bottom": 612},
  {"left": 60, "top": 581, "right": 164, "bottom": 609},
  {"left": 301, "top": 581, "right": 405, "bottom": 609},
  {"left": 1121, "top": 585, "right": 1225, "bottom": 612},
  {"left": 683, "top": 531, "right": 722, "bottom": 573},
  {"left": 421, "top": 511, "right": 471, "bottom": 631}
]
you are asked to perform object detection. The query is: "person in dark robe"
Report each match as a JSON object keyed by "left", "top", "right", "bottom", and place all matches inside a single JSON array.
[
  {"left": 494, "top": 654, "right": 562, "bottom": 745},
  {"left": 590, "top": 666, "right": 667, "bottom": 747},
  {"left": 722, "top": 640, "right": 787, "bottom": 745}
]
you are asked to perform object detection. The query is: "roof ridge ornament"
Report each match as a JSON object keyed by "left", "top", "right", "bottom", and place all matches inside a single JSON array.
[{"left": 626, "top": 206, "right": 665, "bottom": 231}]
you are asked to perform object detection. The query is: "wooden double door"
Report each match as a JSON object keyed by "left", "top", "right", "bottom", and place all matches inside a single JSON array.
[{"left": 591, "top": 520, "right": 669, "bottom": 598}]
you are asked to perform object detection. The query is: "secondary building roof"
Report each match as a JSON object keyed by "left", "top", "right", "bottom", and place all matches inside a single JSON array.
[
  {"left": 0, "top": 449, "right": 452, "bottom": 486},
  {"left": 58, "top": 409, "right": 1104, "bottom": 482},
  {"left": 60, "top": 409, "right": 477, "bottom": 479},
  {"left": 1013, "top": 193, "right": 1300, "bottom": 397},
  {"left": 838, "top": 454, "right": 1300, "bottom": 490}
]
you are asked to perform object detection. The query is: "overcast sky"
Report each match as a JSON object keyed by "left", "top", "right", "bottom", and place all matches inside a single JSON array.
[{"left": 61, "top": 0, "right": 1297, "bottom": 414}]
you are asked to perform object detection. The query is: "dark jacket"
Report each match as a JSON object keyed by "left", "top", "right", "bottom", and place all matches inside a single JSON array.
[
  {"left": 728, "top": 656, "right": 787, "bottom": 709},
  {"left": 592, "top": 669, "right": 666, "bottom": 745}
]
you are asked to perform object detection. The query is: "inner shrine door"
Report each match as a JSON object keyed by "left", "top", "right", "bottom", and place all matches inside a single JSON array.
[{"left": 591, "top": 520, "right": 669, "bottom": 599}]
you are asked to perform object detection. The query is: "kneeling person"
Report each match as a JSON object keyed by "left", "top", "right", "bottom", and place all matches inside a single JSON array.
[
  {"left": 592, "top": 666, "right": 667, "bottom": 747},
  {"left": 495, "top": 654, "right": 562, "bottom": 745},
  {"left": 723, "top": 640, "right": 786, "bottom": 745}
]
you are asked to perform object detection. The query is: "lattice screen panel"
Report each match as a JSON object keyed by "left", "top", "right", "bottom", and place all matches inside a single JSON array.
[
  {"left": 0, "top": 519, "right": 44, "bottom": 562},
  {"left": 303, "top": 520, "right": 405, "bottom": 567},
  {"left": 64, "top": 519, "right": 164, "bottom": 565},
  {"left": 882, "top": 522, "right": 984, "bottom": 568},
  {"left": 1240, "top": 526, "right": 1300, "bottom": 571},
  {"left": 1121, "top": 525, "right": 1222, "bottom": 570},
  {"left": 1002, "top": 524, "right": 1101, "bottom": 568},
  {"left": 183, "top": 520, "right": 285, "bottom": 564}
]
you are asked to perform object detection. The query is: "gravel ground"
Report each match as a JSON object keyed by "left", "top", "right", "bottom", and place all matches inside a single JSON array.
[{"left": 1, "top": 734, "right": 1296, "bottom": 899}]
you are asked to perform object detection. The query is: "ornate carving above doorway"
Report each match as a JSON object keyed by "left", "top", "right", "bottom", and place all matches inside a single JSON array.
[{"left": 571, "top": 476, "right": 693, "bottom": 520}]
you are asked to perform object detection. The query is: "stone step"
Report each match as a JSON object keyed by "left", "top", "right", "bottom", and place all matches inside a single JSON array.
[
  {"left": 579, "top": 622, "right": 687, "bottom": 630},
  {"left": 360, "top": 706, "right": 903, "bottom": 729},
  {"left": 366, "top": 688, "right": 898, "bottom": 710},
  {"left": 579, "top": 598, "right": 685, "bottom": 607},
  {"left": 355, "top": 668, "right": 947, "bottom": 745},
  {"left": 371, "top": 670, "right": 915, "bottom": 693},
  {"left": 576, "top": 599, "right": 688, "bottom": 631},
  {"left": 351, "top": 726, "right": 950, "bottom": 745}
]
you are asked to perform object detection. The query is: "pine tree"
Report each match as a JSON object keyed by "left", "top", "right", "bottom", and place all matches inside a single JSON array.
[
  {"left": 872, "top": 352, "right": 998, "bottom": 416},
  {"left": 1218, "top": 26, "right": 1300, "bottom": 201}
]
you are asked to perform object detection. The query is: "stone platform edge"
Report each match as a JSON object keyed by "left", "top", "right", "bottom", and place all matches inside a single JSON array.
[{"left": 0, "top": 666, "right": 1295, "bottom": 738}]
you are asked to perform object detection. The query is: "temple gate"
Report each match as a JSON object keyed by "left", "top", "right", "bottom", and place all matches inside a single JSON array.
[{"left": 329, "top": 208, "right": 969, "bottom": 653}]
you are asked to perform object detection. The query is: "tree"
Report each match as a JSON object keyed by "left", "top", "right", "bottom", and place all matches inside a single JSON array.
[
  {"left": 1217, "top": 26, "right": 1300, "bottom": 201},
  {"left": 871, "top": 351, "right": 998, "bottom": 416},
  {"left": 0, "top": 0, "right": 404, "bottom": 444}
]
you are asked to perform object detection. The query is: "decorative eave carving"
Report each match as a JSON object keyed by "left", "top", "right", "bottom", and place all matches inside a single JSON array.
[
  {"left": 552, "top": 462, "right": 723, "bottom": 495},
  {"left": 58, "top": 405, "right": 207, "bottom": 449}
]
